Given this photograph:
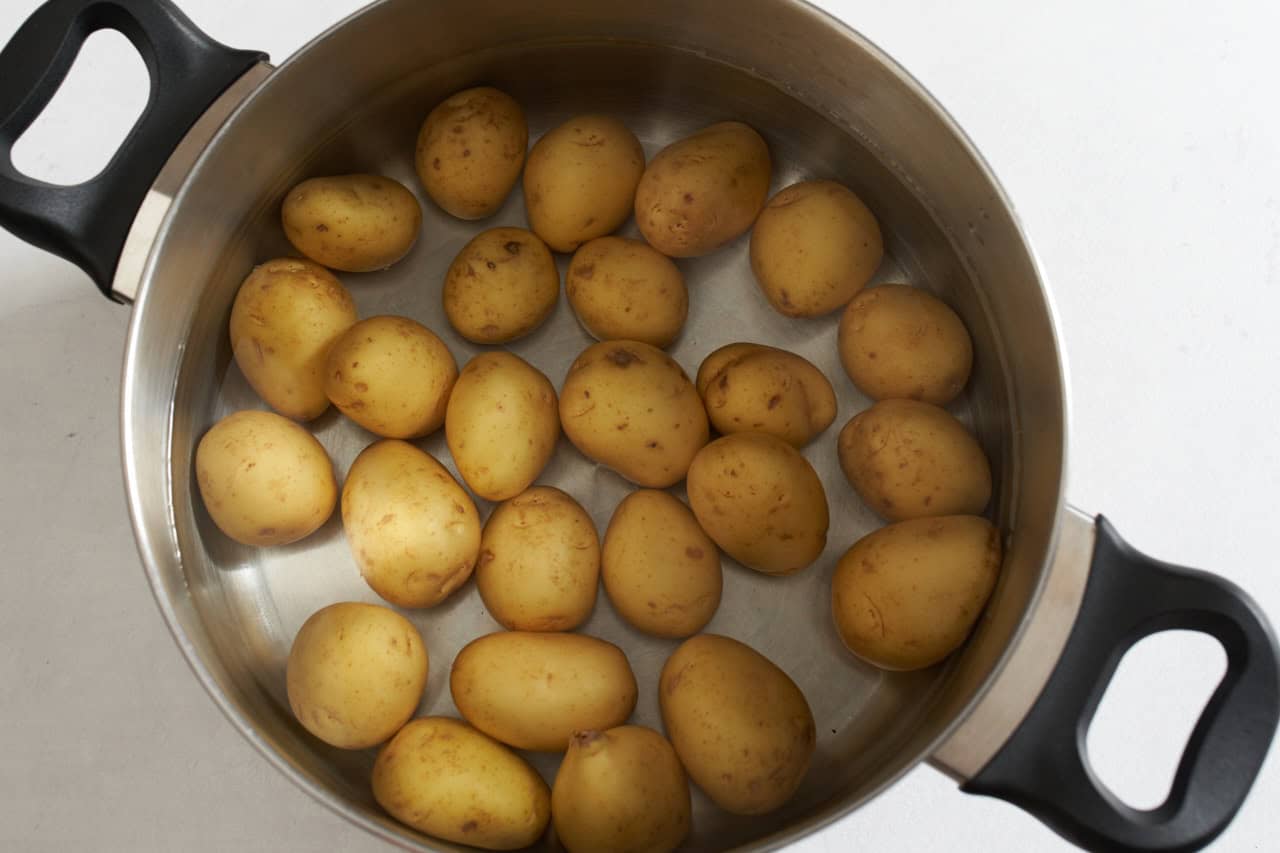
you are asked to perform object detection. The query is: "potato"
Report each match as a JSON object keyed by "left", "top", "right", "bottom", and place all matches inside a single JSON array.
[
  {"left": 476, "top": 487, "right": 600, "bottom": 632},
  {"left": 832, "top": 515, "right": 1001, "bottom": 670},
  {"left": 373, "top": 717, "right": 550, "bottom": 850},
  {"left": 686, "top": 432, "right": 828, "bottom": 575},
  {"left": 450, "top": 631, "right": 637, "bottom": 751},
  {"left": 442, "top": 227, "right": 559, "bottom": 344},
  {"left": 601, "top": 490, "right": 721, "bottom": 638},
  {"left": 414, "top": 86, "right": 527, "bottom": 220},
  {"left": 229, "top": 258, "right": 357, "bottom": 421},
  {"left": 281, "top": 174, "right": 421, "bottom": 272},
  {"left": 195, "top": 410, "right": 336, "bottom": 546},
  {"left": 750, "top": 180, "right": 883, "bottom": 317},
  {"left": 559, "top": 340, "right": 709, "bottom": 488},
  {"left": 324, "top": 315, "right": 457, "bottom": 439},
  {"left": 445, "top": 352, "right": 559, "bottom": 501},
  {"left": 566, "top": 236, "right": 688, "bottom": 349},
  {"left": 552, "top": 725, "right": 691, "bottom": 853},
  {"left": 695, "top": 342, "right": 836, "bottom": 447},
  {"left": 524, "top": 115, "right": 645, "bottom": 252},
  {"left": 634, "top": 121, "right": 771, "bottom": 257},
  {"left": 342, "top": 439, "right": 481, "bottom": 608},
  {"left": 659, "top": 634, "right": 815, "bottom": 815},
  {"left": 286, "top": 602, "right": 427, "bottom": 749},
  {"left": 837, "top": 284, "right": 974, "bottom": 405},
  {"left": 837, "top": 399, "right": 991, "bottom": 522}
]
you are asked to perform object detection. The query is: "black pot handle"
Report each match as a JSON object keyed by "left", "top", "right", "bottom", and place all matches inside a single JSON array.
[
  {"left": 965, "top": 515, "right": 1280, "bottom": 851},
  {"left": 0, "top": 0, "right": 265, "bottom": 300}
]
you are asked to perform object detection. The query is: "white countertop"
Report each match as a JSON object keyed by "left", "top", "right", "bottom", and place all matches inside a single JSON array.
[{"left": 1, "top": 1, "right": 1277, "bottom": 850}]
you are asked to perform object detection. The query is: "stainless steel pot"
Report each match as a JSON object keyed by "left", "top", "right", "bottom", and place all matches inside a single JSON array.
[{"left": 1, "top": 1, "right": 1276, "bottom": 850}]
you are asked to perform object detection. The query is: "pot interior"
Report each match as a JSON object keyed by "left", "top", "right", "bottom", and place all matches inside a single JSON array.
[{"left": 124, "top": 2, "right": 1066, "bottom": 850}]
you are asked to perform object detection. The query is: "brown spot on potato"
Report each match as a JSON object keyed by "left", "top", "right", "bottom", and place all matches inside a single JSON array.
[
  {"left": 485, "top": 260, "right": 496, "bottom": 270},
  {"left": 462, "top": 148, "right": 471, "bottom": 157},
  {"left": 575, "top": 264, "right": 594, "bottom": 280},
  {"left": 432, "top": 157, "right": 441, "bottom": 170},
  {"left": 461, "top": 821, "right": 478, "bottom": 833},
  {"left": 258, "top": 527, "right": 276, "bottom": 537},
  {"left": 315, "top": 223, "right": 328, "bottom": 232},
  {"left": 503, "top": 241, "right": 520, "bottom": 254},
  {"left": 478, "top": 548, "right": 495, "bottom": 566},
  {"left": 355, "top": 382, "right": 369, "bottom": 392},
  {"left": 767, "top": 394, "right": 782, "bottom": 409},
  {"left": 608, "top": 348, "right": 638, "bottom": 367},
  {"left": 685, "top": 546, "right": 704, "bottom": 559}
]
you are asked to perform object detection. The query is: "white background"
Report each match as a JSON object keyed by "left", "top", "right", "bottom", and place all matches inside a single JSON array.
[{"left": 1, "top": 0, "right": 1277, "bottom": 850}]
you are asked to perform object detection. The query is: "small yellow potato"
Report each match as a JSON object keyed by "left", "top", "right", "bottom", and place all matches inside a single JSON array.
[
  {"left": 373, "top": 717, "right": 550, "bottom": 850},
  {"left": 750, "top": 180, "right": 883, "bottom": 317},
  {"left": 476, "top": 487, "right": 600, "bottom": 632},
  {"left": 442, "top": 227, "right": 559, "bottom": 344},
  {"left": 837, "top": 284, "right": 974, "bottom": 406},
  {"left": 342, "top": 439, "right": 481, "bottom": 608},
  {"left": 634, "top": 121, "right": 771, "bottom": 257},
  {"left": 286, "top": 602, "right": 427, "bottom": 749},
  {"left": 445, "top": 352, "right": 559, "bottom": 501},
  {"left": 281, "top": 174, "right": 421, "bottom": 272},
  {"left": 659, "top": 634, "right": 815, "bottom": 815},
  {"left": 695, "top": 342, "right": 837, "bottom": 447},
  {"left": 194, "top": 409, "right": 336, "bottom": 547},
  {"left": 686, "top": 432, "right": 828, "bottom": 575},
  {"left": 324, "top": 315, "right": 457, "bottom": 439},
  {"left": 229, "top": 258, "right": 357, "bottom": 421},
  {"left": 552, "top": 725, "right": 691, "bottom": 853},
  {"left": 450, "top": 631, "right": 638, "bottom": 751},
  {"left": 837, "top": 398, "right": 992, "bottom": 521},
  {"left": 524, "top": 115, "right": 645, "bottom": 252},
  {"left": 559, "top": 340, "right": 709, "bottom": 488},
  {"left": 414, "top": 86, "right": 528, "bottom": 220},
  {"left": 565, "top": 236, "right": 688, "bottom": 348},
  {"left": 831, "top": 515, "right": 1002, "bottom": 670},
  {"left": 601, "top": 490, "right": 721, "bottom": 638}
]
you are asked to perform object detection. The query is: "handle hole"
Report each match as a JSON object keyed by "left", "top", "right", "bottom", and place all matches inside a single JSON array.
[
  {"left": 10, "top": 29, "right": 150, "bottom": 185},
  {"left": 1085, "top": 629, "right": 1226, "bottom": 810}
]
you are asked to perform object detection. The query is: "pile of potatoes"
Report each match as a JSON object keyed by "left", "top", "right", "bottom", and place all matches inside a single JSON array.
[{"left": 193, "top": 82, "right": 1004, "bottom": 851}]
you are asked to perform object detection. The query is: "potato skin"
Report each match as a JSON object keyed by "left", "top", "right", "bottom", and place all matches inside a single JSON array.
[
  {"left": 601, "top": 490, "right": 721, "bottom": 638},
  {"left": 750, "top": 180, "right": 883, "bottom": 317},
  {"left": 195, "top": 410, "right": 336, "bottom": 546},
  {"left": 659, "top": 634, "right": 815, "bottom": 815},
  {"left": 552, "top": 726, "right": 691, "bottom": 853},
  {"left": 281, "top": 174, "right": 421, "bottom": 272},
  {"left": 229, "top": 258, "right": 357, "bottom": 421},
  {"left": 342, "top": 440, "right": 481, "bottom": 608},
  {"left": 286, "top": 602, "right": 427, "bottom": 749},
  {"left": 559, "top": 340, "right": 709, "bottom": 488},
  {"left": 837, "top": 399, "right": 992, "bottom": 522},
  {"left": 442, "top": 227, "right": 559, "bottom": 344},
  {"left": 635, "top": 121, "right": 771, "bottom": 257},
  {"left": 524, "top": 115, "right": 645, "bottom": 252},
  {"left": 450, "top": 631, "right": 638, "bottom": 751},
  {"left": 832, "top": 515, "right": 1002, "bottom": 670},
  {"left": 445, "top": 352, "right": 559, "bottom": 501},
  {"left": 695, "top": 342, "right": 836, "bottom": 447},
  {"left": 837, "top": 284, "right": 974, "bottom": 406},
  {"left": 566, "top": 236, "right": 688, "bottom": 349},
  {"left": 686, "top": 432, "right": 828, "bottom": 575},
  {"left": 414, "top": 86, "right": 527, "bottom": 220},
  {"left": 476, "top": 487, "right": 600, "bottom": 632},
  {"left": 373, "top": 717, "right": 550, "bottom": 851},
  {"left": 324, "top": 315, "right": 457, "bottom": 439}
]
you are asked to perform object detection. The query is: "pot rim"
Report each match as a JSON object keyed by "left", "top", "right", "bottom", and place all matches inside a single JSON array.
[{"left": 119, "top": 0, "right": 1072, "bottom": 849}]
